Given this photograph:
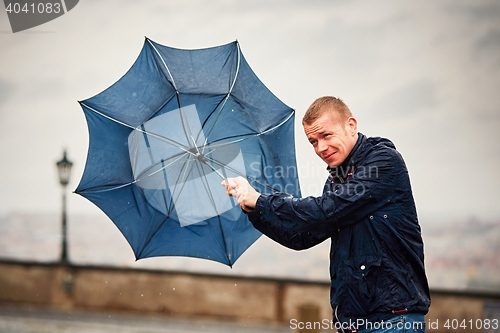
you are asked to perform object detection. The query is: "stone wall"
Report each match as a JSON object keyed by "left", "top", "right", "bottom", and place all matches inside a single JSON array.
[{"left": 0, "top": 260, "right": 499, "bottom": 332}]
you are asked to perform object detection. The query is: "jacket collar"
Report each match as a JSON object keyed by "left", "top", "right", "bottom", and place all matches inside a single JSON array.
[{"left": 327, "top": 133, "right": 366, "bottom": 182}]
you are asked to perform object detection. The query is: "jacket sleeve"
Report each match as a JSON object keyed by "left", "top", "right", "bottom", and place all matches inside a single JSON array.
[{"left": 248, "top": 148, "right": 401, "bottom": 248}]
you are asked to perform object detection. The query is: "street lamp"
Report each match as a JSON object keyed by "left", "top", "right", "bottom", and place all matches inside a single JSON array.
[{"left": 56, "top": 150, "right": 73, "bottom": 264}]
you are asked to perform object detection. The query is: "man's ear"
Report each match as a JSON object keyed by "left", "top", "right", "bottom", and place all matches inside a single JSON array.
[{"left": 347, "top": 117, "right": 357, "bottom": 135}]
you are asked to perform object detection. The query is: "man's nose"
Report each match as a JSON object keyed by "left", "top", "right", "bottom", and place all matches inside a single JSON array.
[{"left": 317, "top": 139, "right": 327, "bottom": 153}]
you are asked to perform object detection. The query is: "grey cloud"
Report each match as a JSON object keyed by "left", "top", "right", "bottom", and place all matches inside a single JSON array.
[
  {"left": 0, "top": 79, "right": 15, "bottom": 123},
  {"left": 372, "top": 79, "right": 438, "bottom": 118},
  {"left": 476, "top": 29, "right": 500, "bottom": 51},
  {"left": 446, "top": 1, "right": 500, "bottom": 22},
  {"left": 474, "top": 29, "right": 500, "bottom": 67},
  {"left": 0, "top": 79, "right": 14, "bottom": 104}
]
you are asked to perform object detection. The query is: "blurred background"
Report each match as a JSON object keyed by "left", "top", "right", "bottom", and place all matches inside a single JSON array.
[{"left": 0, "top": 0, "right": 499, "bottom": 331}]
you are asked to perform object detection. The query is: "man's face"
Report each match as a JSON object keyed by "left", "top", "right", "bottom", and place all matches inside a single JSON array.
[{"left": 303, "top": 112, "right": 358, "bottom": 167}]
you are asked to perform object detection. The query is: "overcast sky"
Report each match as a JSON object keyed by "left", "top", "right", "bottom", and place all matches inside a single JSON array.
[{"left": 1, "top": 0, "right": 499, "bottom": 226}]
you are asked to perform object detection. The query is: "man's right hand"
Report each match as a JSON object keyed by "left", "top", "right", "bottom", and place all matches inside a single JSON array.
[{"left": 221, "top": 176, "right": 260, "bottom": 213}]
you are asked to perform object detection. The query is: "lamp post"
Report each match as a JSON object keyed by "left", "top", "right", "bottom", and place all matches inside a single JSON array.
[{"left": 56, "top": 150, "right": 73, "bottom": 264}]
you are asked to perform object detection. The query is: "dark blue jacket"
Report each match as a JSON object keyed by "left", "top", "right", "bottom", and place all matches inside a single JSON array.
[{"left": 248, "top": 133, "right": 430, "bottom": 325}]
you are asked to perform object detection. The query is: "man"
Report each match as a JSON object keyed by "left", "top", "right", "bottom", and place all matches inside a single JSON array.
[{"left": 223, "top": 96, "right": 430, "bottom": 332}]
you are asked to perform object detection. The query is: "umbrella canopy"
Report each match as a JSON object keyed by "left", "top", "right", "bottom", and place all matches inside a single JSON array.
[{"left": 75, "top": 38, "right": 301, "bottom": 266}]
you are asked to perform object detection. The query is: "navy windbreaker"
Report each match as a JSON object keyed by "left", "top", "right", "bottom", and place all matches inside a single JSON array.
[{"left": 248, "top": 133, "right": 430, "bottom": 325}]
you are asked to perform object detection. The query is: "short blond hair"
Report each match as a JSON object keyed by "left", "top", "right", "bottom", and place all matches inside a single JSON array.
[{"left": 302, "top": 96, "right": 352, "bottom": 125}]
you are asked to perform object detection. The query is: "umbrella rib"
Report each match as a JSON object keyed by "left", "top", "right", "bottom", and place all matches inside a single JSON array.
[
  {"left": 196, "top": 162, "right": 221, "bottom": 213},
  {"left": 199, "top": 96, "right": 225, "bottom": 142},
  {"left": 196, "top": 109, "right": 295, "bottom": 166},
  {"left": 200, "top": 109, "right": 296, "bottom": 153},
  {"left": 135, "top": 152, "right": 188, "bottom": 183},
  {"left": 135, "top": 125, "right": 191, "bottom": 154},
  {"left": 148, "top": 41, "right": 201, "bottom": 159},
  {"left": 257, "top": 109, "right": 295, "bottom": 136},
  {"left": 78, "top": 153, "right": 188, "bottom": 194},
  {"left": 197, "top": 162, "right": 232, "bottom": 261},
  {"left": 80, "top": 102, "right": 193, "bottom": 154},
  {"left": 160, "top": 158, "right": 173, "bottom": 213},
  {"left": 147, "top": 38, "right": 178, "bottom": 91},
  {"left": 166, "top": 155, "right": 198, "bottom": 217},
  {"left": 150, "top": 155, "right": 191, "bottom": 211},
  {"left": 140, "top": 124, "right": 155, "bottom": 167},
  {"left": 207, "top": 156, "right": 280, "bottom": 193},
  {"left": 201, "top": 157, "right": 227, "bottom": 181},
  {"left": 195, "top": 110, "right": 296, "bottom": 193},
  {"left": 228, "top": 42, "right": 242, "bottom": 95},
  {"left": 147, "top": 38, "right": 195, "bottom": 153},
  {"left": 135, "top": 157, "right": 184, "bottom": 259},
  {"left": 213, "top": 109, "right": 296, "bottom": 145},
  {"left": 134, "top": 150, "right": 195, "bottom": 184},
  {"left": 80, "top": 101, "right": 137, "bottom": 131},
  {"left": 193, "top": 144, "right": 279, "bottom": 194},
  {"left": 76, "top": 181, "right": 136, "bottom": 194},
  {"left": 201, "top": 41, "right": 242, "bottom": 144}
]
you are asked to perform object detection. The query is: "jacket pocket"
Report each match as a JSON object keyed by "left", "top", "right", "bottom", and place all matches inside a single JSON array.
[{"left": 342, "top": 255, "right": 383, "bottom": 315}]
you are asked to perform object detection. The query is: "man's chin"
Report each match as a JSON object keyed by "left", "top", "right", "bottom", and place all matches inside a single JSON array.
[{"left": 326, "top": 158, "right": 345, "bottom": 167}]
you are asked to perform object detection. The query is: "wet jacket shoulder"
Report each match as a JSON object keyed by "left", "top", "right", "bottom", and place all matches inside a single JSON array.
[{"left": 248, "top": 133, "right": 430, "bottom": 324}]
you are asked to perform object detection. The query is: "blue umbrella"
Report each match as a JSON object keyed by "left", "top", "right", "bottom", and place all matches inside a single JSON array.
[{"left": 75, "top": 38, "right": 301, "bottom": 267}]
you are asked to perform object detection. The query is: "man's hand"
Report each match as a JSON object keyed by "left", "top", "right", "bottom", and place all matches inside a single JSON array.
[{"left": 221, "top": 176, "right": 260, "bottom": 213}]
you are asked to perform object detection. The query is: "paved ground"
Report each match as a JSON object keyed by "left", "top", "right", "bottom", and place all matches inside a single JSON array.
[{"left": 0, "top": 305, "right": 291, "bottom": 333}]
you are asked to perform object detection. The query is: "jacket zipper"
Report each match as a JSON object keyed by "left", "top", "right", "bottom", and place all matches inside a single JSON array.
[{"left": 331, "top": 167, "right": 354, "bottom": 184}]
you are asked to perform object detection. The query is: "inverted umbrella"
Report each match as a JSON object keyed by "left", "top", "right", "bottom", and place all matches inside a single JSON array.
[{"left": 75, "top": 38, "right": 301, "bottom": 266}]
